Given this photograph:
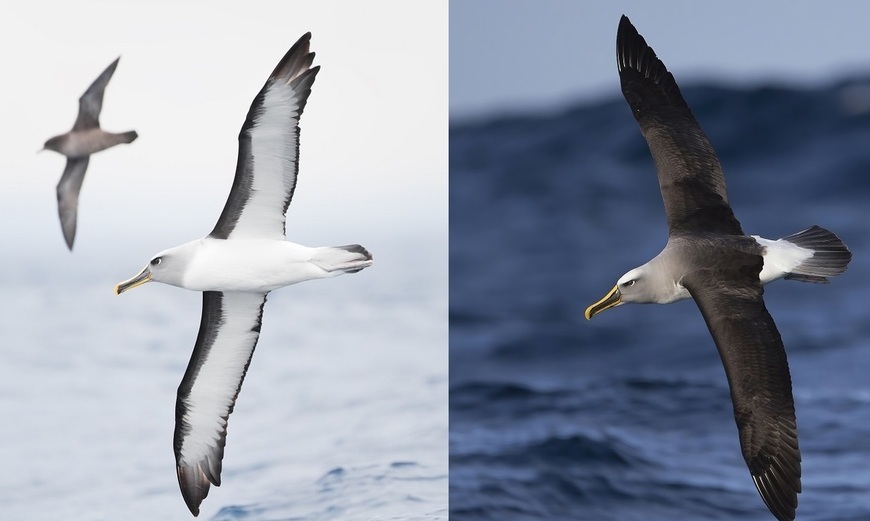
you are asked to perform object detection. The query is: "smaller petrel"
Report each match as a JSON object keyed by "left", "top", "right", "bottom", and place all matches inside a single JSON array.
[
  {"left": 585, "top": 15, "right": 852, "bottom": 521},
  {"left": 42, "top": 57, "right": 138, "bottom": 250}
]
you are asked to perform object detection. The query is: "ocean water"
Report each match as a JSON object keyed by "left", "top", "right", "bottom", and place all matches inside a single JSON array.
[
  {"left": 450, "top": 78, "right": 870, "bottom": 520},
  {"left": 0, "top": 219, "right": 447, "bottom": 520}
]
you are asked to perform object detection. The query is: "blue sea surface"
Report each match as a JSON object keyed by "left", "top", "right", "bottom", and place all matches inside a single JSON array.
[
  {"left": 0, "top": 228, "right": 447, "bottom": 520},
  {"left": 450, "top": 79, "right": 870, "bottom": 520}
]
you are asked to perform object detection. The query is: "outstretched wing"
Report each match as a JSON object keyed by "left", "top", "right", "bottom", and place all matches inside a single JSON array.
[
  {"left": 175, "top": 291, "right": 267, "bottom": 516},
  {"left": 683, "top": 251, "right": 801, "bottom": 521},
  {"left": 73, "top": 57, "right": 120, "bottom": 131},
  {"left": 210, "top": 33, "right": 320, "bottom": 241},
  {"left": 616, "top": 15, "right": 742, "bottom": 236},
  {"left": 56, "top": 157, "right": 90, "bottom": 250}
]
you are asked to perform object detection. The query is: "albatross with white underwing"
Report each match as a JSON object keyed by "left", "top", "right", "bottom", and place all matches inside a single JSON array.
[
  {"left": 114, "top": 33, "right": 372, "bottom": 516},
  {"left": 585, "top": 16, "right": 851, "bottom": 521},
  {"left": 42, "top": 57, "right": 138, "bottom": 250}
]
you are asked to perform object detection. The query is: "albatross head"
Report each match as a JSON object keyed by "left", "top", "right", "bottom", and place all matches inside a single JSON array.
[
  {"left": 585, "top": 267, "right": 657, "bottom": 320},
  {"left": 114, "top": 244, "right": 195, "bottom": 295}
]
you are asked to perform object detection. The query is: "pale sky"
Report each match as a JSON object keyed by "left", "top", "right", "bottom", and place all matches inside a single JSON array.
[
  {"left": 451, "top": 1, "right": 870, "bottom": 120},
  {"left": 2, "top": 1, "right": 446, "bottom": 261}
]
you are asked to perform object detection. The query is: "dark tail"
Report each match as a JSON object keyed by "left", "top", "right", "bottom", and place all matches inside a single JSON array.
[
  {"left": 122, "top": 130, "right": 138, "bottom": 144},
  {"left": 337, "top": 244, "right": 372, "bottom": 273},
  {"left": 782, "top": 225, "right": 852, "bottom": 283},
  {"left": 311, "top": 244, "right": 373, "bottom": 274}
]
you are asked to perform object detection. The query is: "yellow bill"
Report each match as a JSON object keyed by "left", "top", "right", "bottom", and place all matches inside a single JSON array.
[
  {"left": 114, "top": 266, "right": 152, "bottom": 295},
  {"left": 585, "top": 285, "right": 622, "bottom": 320}
]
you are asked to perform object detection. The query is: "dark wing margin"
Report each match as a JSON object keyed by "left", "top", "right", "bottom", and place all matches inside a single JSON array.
[
  {"left": 210, "top": 32, "right": 319, "bottom": 240},
  {"left": 616, "top": 15, "right": 742, "bottom": 236},
  {"left": 56, "top": 157, "right": 90, "bottom": 250},
  {"left": 73, "top": 57, "right": 120, "bottom": 131},
  {"left": 683, "top": 249, "right": 801, "bottom": 521},
  {"left": 174, "top": 291, "right": 268, "bottom": 516}
]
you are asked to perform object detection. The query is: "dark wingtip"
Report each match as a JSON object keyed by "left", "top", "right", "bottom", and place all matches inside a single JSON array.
[
  {"left": 618, "top": 15, "right": 633, "bottom": 35},
  {"left": 749, "top": 437, "right": 801, "bottom": 521},
  {"left": 616, "top": 14, "right": 657, "bottom": 76},
  {"left": 177, "top": 465, "right": 212, "bottom": 517},
  {"left": 102, "top": 56, "right": 121, "bottom": 79},
  {"left": 752, "top": 471, "right": 800, "bottom": 521},
  {"left": 270, "top": 32, "right": 316, "bottom": 81},
  {"left": 258, "top": 32, "right": 319, "bottom": 123},
  {"left": 616, "top": 15, "right": 642, "bottom": 73},
  {"left": 60, "top": 214, "right": 76, "bottom": 250},
  {"left": 616, "top": 13, "right": 689, "bottom": 111},
  {"left": 289, "top": 65, "right": 320, "bottom": 96}
]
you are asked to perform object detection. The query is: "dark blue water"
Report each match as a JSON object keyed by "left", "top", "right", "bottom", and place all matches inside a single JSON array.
[{"left": 450, "top": 78, "right": 870, "bottom": 521}]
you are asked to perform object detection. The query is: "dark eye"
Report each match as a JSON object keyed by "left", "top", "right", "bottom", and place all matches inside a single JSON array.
[
  {"left": 150, "top": 257, "right": 162, "bottom": 266},
  {"left": 623, "top": 280, "right": 636, "bottom": 287}
]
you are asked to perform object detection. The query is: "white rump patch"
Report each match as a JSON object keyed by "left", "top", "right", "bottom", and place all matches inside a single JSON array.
[{"left": 752, "top": 236, "right": 814, "bottom": 285}]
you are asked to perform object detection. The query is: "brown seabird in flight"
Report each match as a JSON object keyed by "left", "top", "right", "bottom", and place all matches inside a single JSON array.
[{"left": 42, "top": 57, "right": 138, "bottom": 250}]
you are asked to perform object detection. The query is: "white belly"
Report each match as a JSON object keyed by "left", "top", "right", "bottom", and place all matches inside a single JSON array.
[{"left": 181, "top": 239, "right": 328, "bottom": 292}]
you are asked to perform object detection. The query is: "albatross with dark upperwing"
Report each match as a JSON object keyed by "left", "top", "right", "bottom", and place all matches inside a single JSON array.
[
  {"left": 114, "top": 33, "right": 372, "bottom": 516},
  {"left": 42, "top": 57, "right": 138, "bottom": 250},
  {"left": 585, "top": 16, "right": 851, "bottom": 521}
]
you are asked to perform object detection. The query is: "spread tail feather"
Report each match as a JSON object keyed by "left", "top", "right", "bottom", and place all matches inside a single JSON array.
[
  {"left": 782, "top": 225, "right": 852, "bottom": 283},
  {"left": 311, "top": 244, "right": 373, "bottom": 274}
]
